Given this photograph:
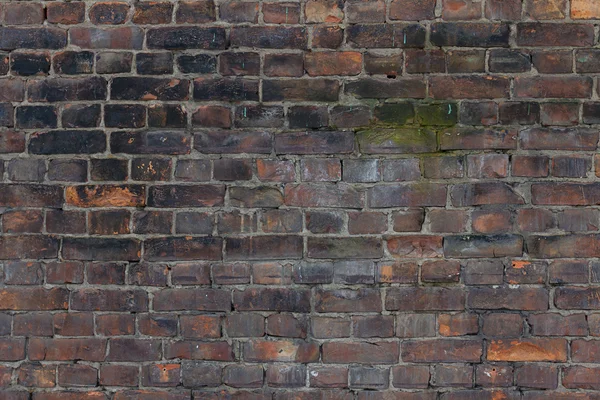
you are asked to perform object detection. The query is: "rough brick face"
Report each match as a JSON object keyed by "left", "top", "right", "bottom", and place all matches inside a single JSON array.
[{"left": 0, "top": 1, "right": 596, "bottom": 398}]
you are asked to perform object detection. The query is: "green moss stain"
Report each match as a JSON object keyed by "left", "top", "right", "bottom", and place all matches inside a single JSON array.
[
  {"left": 416, "top": 103, "right": 458, "bottom": 126},
  {"left": 357, "top": 127, "right": 438, "bottom": 153},
  {"left": 373, "top": 102, "right": 415, "bottom": 125}
]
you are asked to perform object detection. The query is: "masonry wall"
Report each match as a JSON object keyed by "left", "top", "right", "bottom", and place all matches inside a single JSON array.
[{"left": 2, "top": 0, "right": 600, "bottom": 398}]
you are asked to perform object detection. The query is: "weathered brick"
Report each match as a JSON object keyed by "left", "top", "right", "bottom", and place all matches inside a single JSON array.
[
  {"left": 47, "top": 2, "right": 86, "bottom": 24},
  {"left": 244, "top": 340, "right": 319, "bottom": 363},
  {"left": 468, "top": 287, "right": 548, "bottom": 310},
  {"left": 402, "top": 340, "right": 482, "bottom": 363},
  {"left": 487, "top": 338, "right": 567, "bottom": 362},
  {"left": 517, "top": 22, "right": 594, "bottom": 46},
  {"left": 430, "top": 76, "right": 510, "bottom": 99},
  {"left": 154, "top": 288, "right": 230, "bottom": 312}
]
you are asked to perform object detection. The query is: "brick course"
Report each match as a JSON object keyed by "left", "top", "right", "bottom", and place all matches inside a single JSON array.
[{"left": 0, "top": 0, "right": 599, "bottom": 397}]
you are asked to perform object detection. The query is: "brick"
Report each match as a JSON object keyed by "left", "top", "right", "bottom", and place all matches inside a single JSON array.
[
  {"left": 139, "top": 314, "right": 178, "bottom": 337},
  {"left": 11, "top": 52, "right": 50, "bottom": 76},
  {"left": 549, "top": 260, "right": 589, "bottom": 283},
  {"left": 71, "top": 289, "right": 147, "bottom": 311},
  {"left": 306, "top": 211, "right": 344, "bottom": 234},
  {"left": 315, "top": 289, "right": 381, "bottom": 313},
  {"left": 450, "top": 183, "right": 524, "bottom": 206},
  {"left": 387, "top": 235, "right": 443, "bottom": 258},
  {"left": 96, "top": 314, "right": 135, "bottom": 336},
  {"left": 402, "top": 340, "right": 482, "bottom": 363},
  {"left": 58, "top": 364, "right": 97, "bottom": 387},
  {"left": 526, "top": 0, "right": 566, "bottom": 19},
  {"left": 133, "top": 2, "right": 173, "bottom": 24},
  {"left": 219, "top": 52, "right": 260, "bottom": 76},
  {"left": 176, "top": 1, "right": 215, "bottom": 23},
  {"left": 532, "top": 50, "right": 572, "bottom": 74},
  {"left": 18, "top": 364, "right": 55, "bottom": 388},
  {"left": 0, "top": 78, "right": 25, "bottom": 102},
  {"left": 469, "top": 287, "right": 548, "bottom": 310},
  {"left": 29, "top": 338, "right": 106, "bottom": 361},
  {"left": 505, "top": 260, "right": 547, "bottom": 283},
  {"left": 517, "top": 23, "right": 594, "bottom": 46},
  {"left": 145, "top": 237, "right": 221, "bottom": 261},
  {"left": 96, "top": 52, "right": 133, "bottom": 73},
  {"left": 0, "top": 235, "right": 59, "bottom": 260},
  {"left": 90, "top": 2, "right": 130, "bottom": 25},
  {"left": 515, "top": 365, "right": 557, "bottom": 390},
  {"left": 0, "top": 27, "right": 66, "bottom": 50},
  {"left": 423, "top": 157, "right": 464, "bottom": 179},
  {"left": 369, "top": 184, "right": 446, "bottom": 207},
  {"left": 323, "top": 342, "right": 399, "bottom": 364},
  {"left": 431, "top": 23, "right": 509, "bottom": 47},
  {"left": 572, "top": 0, "right": 600, "bottom": 18},
  {"left": 443, "top": 0, "right": 481, "bottom": 20},
  {"left": 487, "top": 338, "right": 567, "bottom": 362},
  {"left": 47, "top": 2, "right": 86, "bottom": 24},
  {"left": 486, "top": 0, "right": 521, "bottom": 19},
  {"left": 288, "top": 106, "right": 329, "bottom": 129},
  {"left": 267, "top": 365, "right": 306, "bottom": 388},
  {"left": 264, "top": 54, "right": 303, "bottom": 77},
  {"left": 243, "top": 340, "right": 318, "bottom": 363},
  {"left": 3, "top": 210, "right": 43, "bottom": 233},
  {"left": 434, "top": 364, "right": 473, "bottom": 388},
  {"left": 475, "top": 366, "right": 513, "bottom": 390},
  {"left": 447, "top": 50, "right": 486, "bottom": 73},
  {"left": 439, "top": 314, "right": 478, "bottom": 337},
  {"left": 305, "top": 52, "right": 362, "bottom": 76},
  {"left": 231, "top": 26, "right": 306, "bottom": 49},
  {"left": 4, "top": 261, "right": 43, "bottom": 284},
  {"left": 61, "top": 104, "right": 100, "bottom": 129},
  {"left": 147, "top": 27, "right": 226, "bottom": 50},
  {"left": 430, "top": 76, "right": 510, "bottom": 99},
  {"left": 105, "top": 105, "right": 146, "bottom": 129},
  {"left": 107, "top": 339, "right": 161, "bottom": 361},
  {"left": 529, "top": 313, "right": 588, "bottom": 336},
  {"left": 552, "top": 155, "right": 591, "bottom": 177},
  {"left": 112, "top": 77, "right": 188, "bottom": 101},
  {"left": 515, "top": 76, "right": 592, "bottom": 98},
  {"left": 70, "top": 27, "right": 143, "bottom": 49},
  {"left": 499, "top": 102, "right": 539, "bottom": 125},
  {"left": 193, "top": 78, "right": 258, "bottom": 102},
  {"left": 389, "top": 0, "right": 436, "bottom": 19},
  {"left": 350, "top": 366, "right": 388, "bottom": 390},
  {"left": 347, "top": 78, "right": 426, "bottom": 99},
  {"left": 264, "top": 79, "right": 339, "bottom": 102},
  {"left": 348, "top": 212, "right": 387, "bottom": 234},
  {"left": 563, "top": 366, "right": 600, "bottom": 390},
  {"left": 365, "top": 52, "right": 403, "bottom": 76},
  {"left": 13, "top": 313, "right": 52, "bottom": 336},
  {"left": 52, "top": 313, "right": 93, "bottom": 336},
  {"left": 52, "top": 51, "right": 94, "bottom": 75},
  {"left": 264, "top": 2, "right": 301, "bottom": 24},
  {"left": 386, "top": 287, "right": 464, "bottom": 311},
  {"left": 136, "top": 52, "right": 173, "bottom": 75},
  {"left": 376, "top": 261, "right": 418, "bottom": 283}
]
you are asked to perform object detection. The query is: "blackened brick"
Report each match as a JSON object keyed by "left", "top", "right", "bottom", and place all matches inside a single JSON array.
[
  {"left": 53, "top": 51, "right": 94, "bottom": 74},
  {"left": 10, "top": 52, "right": 50, "bottom": 76}
]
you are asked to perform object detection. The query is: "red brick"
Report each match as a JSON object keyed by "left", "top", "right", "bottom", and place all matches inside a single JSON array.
[
  {"left": 402, "top": 340, "right": 482, "bottom": 363},
  {"left": 244, "top": 340, "right": 319, "bottom": 363},
  {"left": 572, "top": 0, "right": 600, "bottom": 19},
  {"left": 487, "top": 338, "right": 567, "bottom": 362},
  {"left": 323, "top": 342, "right": 399, "bottom": 364},
  {"left": 305, "top": 52, "right": 362, "bottom": 76}
]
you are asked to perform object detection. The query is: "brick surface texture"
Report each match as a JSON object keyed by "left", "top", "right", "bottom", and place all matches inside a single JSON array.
[{"left": 2, "top": 0, "right": 600, "bottom": 398}]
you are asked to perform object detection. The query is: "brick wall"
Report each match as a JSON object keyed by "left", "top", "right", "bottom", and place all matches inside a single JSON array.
[{"left": 1, "top": 0, "right": 600, "bottom": 398}]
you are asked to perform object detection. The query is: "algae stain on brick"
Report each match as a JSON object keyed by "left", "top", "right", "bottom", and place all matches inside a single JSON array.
[{"left": 355, "top": 101, "right": 459, "bottom": 154}]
